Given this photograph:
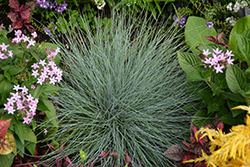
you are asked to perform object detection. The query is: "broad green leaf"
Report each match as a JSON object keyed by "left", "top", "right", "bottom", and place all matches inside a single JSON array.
[
  {"left": 4, "top": 71, "right": 11, "bottom": 81},
  {"left": 8, "top": 67, "right": 24, "bottom": 76},
  {"left": 23, "top": 125, "right": 37, "bottom": 144},
  {"left": 229, "top": 15, "right": 250, "bottom": 52},
  {"left": 219, "top": 112, "right": 244, "bottom": 125},
  {"left": 192, "top": 110, "right": 214, "bottom": 128},
  {"left": 211, "top": 82, "right": 224, "bottom": 96},
  {"left": 0, "top": 80, "right": 12, "bottom": 104},
  {"left": 227, "top": 100, "right": 245, "bottom": 117},
  {"left": 25, "top": 141, "right": 36, "bottom": 155},
  {"left": 226, "top": 65, "right": 247, "bottom": 94},
  {"left": 177, "top": 51, "right": 203, "bottom": 81},
  {"left": 37, "top": 97, "right": 58, "bottom": 127},
  {"left": 222, "top": 92, "right": 246, "bottom": 102},
  {"left": 234, "top": 32, "right": 250, "bottom": 64},
  {"left": 29, "top": 50, "right": 39, "bottom": 62},
  {"left": 184, "top": 16, "right": 217, "bottom": 54},
  {"left": 32, "top": 85, "right": 43, "bottom": 98},
  {"left": 187, "top": 70, "right": 204, "bottom": 81},
  {"left": 42, "top": 84, "right": 61, "bottom": 94},
  {"left": 14, "top": 135, "right": 24, "bottom": 157},
  {"left": 14, "top": 121, "right": 24, "bottom": 144},
  {"left": 0, "top": 153, "right": 14, "bottom": 167},
  {"left": 0, "top": 74, "right": 4, "bottom": 82},
  {"left": 1, "top": 65, "right": 12, "bottom": 71},
  {"left": 0, "top": 132, "right": 16, "bottom": 155}
]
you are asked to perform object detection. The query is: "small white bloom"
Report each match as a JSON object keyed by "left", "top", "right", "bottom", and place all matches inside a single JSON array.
[
  {"left": 234, "top": 1, "right": 241, "bottom": 12},
  {"left": 94, "top": 0, "right": 106, "bottom": 10},
  {"left": 227, "top": 2, "right": 233, "bottom": 11},
  {"left": 241, "top": 1, "right": 248, "bottom": 8}
]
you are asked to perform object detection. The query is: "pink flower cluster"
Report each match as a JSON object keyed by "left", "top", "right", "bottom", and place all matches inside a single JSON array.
[
  {"left": 0, "top": 42, "right": 13, "bottom": 59},
  {"left": 31, "top": 49, "right": 62, "bottom": 85},
  {"left": 202, "top": 48, "right": 234, "bottom": 73},
  {"left": 3, "top": 85, "right": 39, "bottom": 124},
  {"left": 12, "top": 30, "right": 37, "bottom": 49}
]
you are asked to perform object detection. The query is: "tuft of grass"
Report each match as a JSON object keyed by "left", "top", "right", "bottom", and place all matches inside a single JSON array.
[{"left": 40, "top": 9, "right": 197, "bottom": 167}]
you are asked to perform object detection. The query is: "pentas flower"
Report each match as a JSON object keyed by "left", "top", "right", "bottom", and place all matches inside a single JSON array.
[
  {"left": 12, "top": 29, "right": 37, "bottom": 49},
  {"left": 31, "top": 48, "right": 62, "bottom": 85},
  {"left": 0, "top": 42, "right": 13, "bottom": 60},
  {"left": 4, "top": 85, "right": 38, "bottom": 124},
  {"left": 201, "top": 48, "right": 234, "bottom": 73}
]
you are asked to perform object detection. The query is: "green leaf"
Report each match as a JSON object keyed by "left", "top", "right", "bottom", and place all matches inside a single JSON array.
[
  {"left": 177, "top": 51, "right": 203, "bottom": 80},
  {"left": 229, "top": 15, "right": 250, "bottom": 52},
  {"left": 0, "top": 74, "right": 4, "bottom": 82},
  {"left": 42, "top": 84, "right": 61, "bottom": 94},
  {"left": 32, "top": 85, "right": 43, "bottom": 99},
  {"left": 192, "top": 110, "right": 214, "bottom": 128},
  {"left": 23, "top": 125, "right": 37, "bottom": 144},
  {"left": 37, "top": 97, "right": 58, "bottom": 128},
  {"left": 226, "top": 65, "right": 247, "bottom": 94},
  {"left": 234, "top": 32, "right": 250, "bottom": 65},
  {"left": 184, "top": 16, "right": 217, "bottom": 54},
  {"left": 0, "top": 153, "right": 14, "bottom": 167},
  {"left": 219, "top": 112, "right": 244, "bottom": 125},
  {"left": 14, "top": 135, "right": 24, "bottom": 157},
  {"left": 4, "top": 71, "right": 11, "bottom": 81},
  {"left": 211, "top": 82, "right": 224, "bottom": 96},
  {"left": 8, "top": 67, "right": 24, "bottom": 76},
  {"left": 29, "top": 50, "right": 39, "bottom": 62},
  {"left": 14, "top": 121, "right": 24, "bottom": 144},
  {"left": 222, "top": 92, "right": 246, "bottom": 102},
  {"left": 198, "top": 90, "right": 212, "bottom": 105},
  {"left": 227, "top": 100, "right": 246, "bottom": 117},
  {"left": 148, "top": 2, "right": 157, "bottom": 20},
  {"left": 25, "top": 141, "right": 36, "bottom": 155},
  {"left": 0, "top": 79, "right": 12, "bottom": 105}
]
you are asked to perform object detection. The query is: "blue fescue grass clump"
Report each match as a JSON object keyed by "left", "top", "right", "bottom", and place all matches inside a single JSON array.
[{"left": 41, "top": 10, "right": 197, "bottom": 166}]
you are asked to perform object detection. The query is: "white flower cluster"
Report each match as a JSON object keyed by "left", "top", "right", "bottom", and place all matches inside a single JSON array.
[
  {"left": 226, "top": 1, "right": 248, "bottom": 12},
  {"left": 225, "top": 16, "right": 237, "bottom": 26}
]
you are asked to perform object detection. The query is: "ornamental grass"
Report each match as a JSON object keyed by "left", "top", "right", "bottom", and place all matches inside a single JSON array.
[{"left": 39, "top": 9, "right": 197, "bottom": 166}]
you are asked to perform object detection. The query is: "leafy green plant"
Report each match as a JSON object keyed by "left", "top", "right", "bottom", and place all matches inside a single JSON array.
[
  {"left": 178, "top": 15, "right": 250, "bottom": 128},
  {"left": 111, "top": 0, "right": 176, "bottom": 20},
  {"left": 0, "top": 27, "right": 62, "bottom": 165},
  {"left": 39, "top": 9, "right": 197, "bottom": 166}
]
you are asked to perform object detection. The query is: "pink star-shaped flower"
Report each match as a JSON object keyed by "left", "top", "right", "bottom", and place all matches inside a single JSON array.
[
  {"left": 202, "top": 49, "right": 211, "bottom": 57},
  {"left": 31, "top": 62, "right": 39, "bottom": 69},
  {"left": 28, "top": 39, "right": 36, "bottom": 47},
  {"left": 14, "top": 30, "right": 22, "bottom": 37},
  {"left": 213, "top": 48, "right": 222, "bottom": 55},
  {"left": 214, "top": 64, "right": 224, "bottom": 73},
  {"left": 13, "top": 85, "right": 20, "bottom": 91},
  {"left": 31, "top": 70, "right": 39, "bottom": 78},
  {"left": 31, "top": 31, "right": 37, "bottom": 38},
  {"left": 0, "top": 43, "right": 9, "bottom": 52},
  {"left": 22, "top": 86, "right": 29, "bottom": 94}
]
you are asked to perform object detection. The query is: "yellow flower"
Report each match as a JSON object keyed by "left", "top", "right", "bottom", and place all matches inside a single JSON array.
[{"left": 184, "top": 105, "right": 250, "bottom": 166}]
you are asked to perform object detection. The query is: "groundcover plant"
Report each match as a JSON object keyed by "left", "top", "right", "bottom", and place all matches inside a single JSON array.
[{"left": 39, "top": 9, "right": 197, "bottom": 167}]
